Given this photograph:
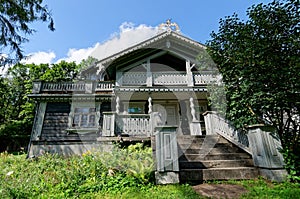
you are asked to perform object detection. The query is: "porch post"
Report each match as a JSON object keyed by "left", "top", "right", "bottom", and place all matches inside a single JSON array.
[
  {"left": 123, "top": 101, "right": 129, "bottom": 114},
  {"left": 116, "top": 72, "right": 123, "bottom": 86},
  {"left": 148, "top": 96, "right": 152, "bottom": 113},
  {"left": 146, "top": 59, "right": 152, "bottom": 87},
  {"left": 189, "top": 97, "right": 202, "bottom": 135},
  {"left": 189, "top": 97, "right": 197, "bottom": 122},
  {"left": 186, "top": 60, "right": 194, "bottom": 87},
  {"left": 116, "top": 96, "right": 120, "bottom": 114}
]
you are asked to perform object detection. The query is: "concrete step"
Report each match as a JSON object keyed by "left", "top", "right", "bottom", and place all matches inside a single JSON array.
[
  {"left": 179, "top": 159, "right": 254, "bottom": 169},
  {"left": 178, "top": 143, "right": 243, "bottom": 154},
  {"left": 179, "top": 167, "right": 259, "bottom": 182},
  {"left": 177, "top": 135, "right": 223, "bottom": 145},
  {"left": 179, "top": 153, "right": 251, "bottom": 161}
]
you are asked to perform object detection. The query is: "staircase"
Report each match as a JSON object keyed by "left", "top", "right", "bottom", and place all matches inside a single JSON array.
[{"left": 177, "top": 134, "right": 258, "bottom": 183}]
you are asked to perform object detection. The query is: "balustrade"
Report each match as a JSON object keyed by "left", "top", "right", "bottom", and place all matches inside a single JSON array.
[
  {"left": 194, "top": 73, "right": 217, "bottom": 85},
  {"left": 33, "top": 81, "right": 114, "bottom": 93},
  {"left": 121, "top": 72, "right": 147, "bottom": 85},
  {"left": 42, "top": 82, "right": 86, "bottom": 92},
  {"left": 116, "top": 114, "right": 152, "bottom": 136},
  {"left": 95, "top": 81, "right": 114, "bottom": 91},
  {"left": 117, "top": 71, "right": 217, "bottom": 86},
  {"left": 153, "top": 72, "right": 187, "bottom": 85},
  {"left": 203, "top": 111, "right": 251, "bottom": 154}
]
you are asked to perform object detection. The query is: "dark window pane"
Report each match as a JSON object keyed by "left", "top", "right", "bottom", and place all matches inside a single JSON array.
[
  {"left": 81, "top": 114, "right": 88, "bottom": 127},
  {"left": 89, "top": 115, "right": 96, "bottom": 127},
  {"left": 73, "top": 115, "right": 80, "bottom": 126}
]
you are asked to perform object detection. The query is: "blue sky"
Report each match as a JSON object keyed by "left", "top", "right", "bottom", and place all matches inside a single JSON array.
[{"left": 22, "top": 0, "right": 272, "bottom": 64}]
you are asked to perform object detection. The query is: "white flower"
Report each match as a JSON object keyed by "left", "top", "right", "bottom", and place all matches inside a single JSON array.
[{"left": 6, "top": 171, "right": 13, "bottom": 176}]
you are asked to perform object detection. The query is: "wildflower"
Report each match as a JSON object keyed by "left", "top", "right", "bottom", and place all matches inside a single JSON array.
[{"left": 6, "top": 171, "right": 13, "bottom": 177}]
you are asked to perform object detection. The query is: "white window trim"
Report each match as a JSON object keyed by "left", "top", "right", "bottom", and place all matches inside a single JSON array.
[{"left": 67, "top": 102, "right": 101, "bottom": 132}]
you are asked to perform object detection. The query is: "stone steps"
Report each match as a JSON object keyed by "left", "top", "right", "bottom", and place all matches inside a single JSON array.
[
  {"left": 180, "top": 153, "right": 252, "bottom": 161},
  {"left": 177, "top": 134, "right": 258, "bottom": 182},
  {"left": 179, "top": 159, "right": 254, "bottom": 169},
  {"left": 179, "top": 167, "right": 259, "bottom": 182}
]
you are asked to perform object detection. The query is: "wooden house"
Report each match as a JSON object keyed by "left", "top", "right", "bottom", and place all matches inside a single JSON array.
[{"left": 27, "top": 21, "right": 286, "bottom": 183}]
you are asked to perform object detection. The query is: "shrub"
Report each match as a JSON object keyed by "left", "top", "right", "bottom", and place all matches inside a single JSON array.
[{"left": 0, "top": 143, "right": 155, "bottom": 198}]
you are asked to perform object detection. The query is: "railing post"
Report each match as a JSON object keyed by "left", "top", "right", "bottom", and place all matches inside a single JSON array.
[
  {"left": 102, "top": 112, "right": 116, "bottom": 136},
  {"left": 146, "top": 60, "right": 152, "bottom": 86},
  {"left": 154, "top": 126, "right": 179, "bottom": 184},
  {"left": 185, "top": 60, "right": 194, "bottom": 87},
  {"left": 85, "top": 81, "right": 94, "bottom": 94},
  {"left": 32, "top": 81, "right": 43, "bottom": 94},
  {"left": 116, "top": 72, "right": 123, "bottom": 86},
  {"left": 203, "top": 111, "right": 214, "bottom": 135},
  {"left": 247, "top": 125, "right": 287, "bottom": 182}
]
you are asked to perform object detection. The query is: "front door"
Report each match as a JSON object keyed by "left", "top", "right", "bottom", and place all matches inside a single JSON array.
[{"left": 153, "top": 103, "right": 178, "bottom": 126}]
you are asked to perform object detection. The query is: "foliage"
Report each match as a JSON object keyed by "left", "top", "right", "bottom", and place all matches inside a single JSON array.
[
  {"left": 0, "top": 61, "right": 80, "bottom": 152},
  {"left": 0, "top": 0, "right": 54, "bottom": 65},
  {"left": 207, "top": 0, "right": 300, "bottom": 180},
  {"left": 0, "top": 144, "right": 184, "bottom": 198},
  {"left": 1, "top": 152, "right": 300, "bottom": 198},
  {"left": 79, "top": 56, "right": 98, "bottom": 71}
]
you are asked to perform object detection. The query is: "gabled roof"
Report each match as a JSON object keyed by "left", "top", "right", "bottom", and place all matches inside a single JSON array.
[{"left": 83, "top": 30, "right": 206, "bottom": 74}]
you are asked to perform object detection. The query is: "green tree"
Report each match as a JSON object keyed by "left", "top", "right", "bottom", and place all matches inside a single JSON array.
[
  {"left": 0, "top": 61, "right": 80, "bottom": 152},
  {"left": 0, "top": 0, "right": 54, "bottom": 65},
  {"left": 79, "top": 56, "right": 98, "bottom": 71},
  {"left": 207, "top": 0, "right": 300, "bottom": 180}
]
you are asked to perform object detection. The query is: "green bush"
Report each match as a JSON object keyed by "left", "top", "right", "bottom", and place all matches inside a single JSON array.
[{"left": 0, "top": 143, "right": 155, "bottom": 198}]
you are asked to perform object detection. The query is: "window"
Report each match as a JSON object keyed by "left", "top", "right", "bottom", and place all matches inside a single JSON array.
[
  {"left": 127, "top": 102, "right": 144, "bottom": 114},
  {"left": 72, "top": 107, "right": 96, "bottom": 128},
  {"left": 128, "top": 107, "right": 142, "bottom": 114}
]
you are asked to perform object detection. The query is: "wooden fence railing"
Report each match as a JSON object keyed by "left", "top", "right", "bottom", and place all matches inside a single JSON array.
[{"left": 203, "top": 111, "right": 251, "bottom": 154}]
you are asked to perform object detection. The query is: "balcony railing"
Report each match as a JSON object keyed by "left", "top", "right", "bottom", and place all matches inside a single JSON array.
[
  {"left": 153, "top": 72, "right": 187, "bottom": 85},
  {"left": 32, "top": 81, "right": 114, "bottom": 94},
  {"left": 31, "top": 71, "right": 220, "bottom": 94},
  {"left": 102, "top": 112, "right": 153, "bottom": 137},
  {"left": 117, "top": 71, "right": 219, "bottom": 86},
  {"left": 116, "top": 114, "right": 152, "bottom": 136}
]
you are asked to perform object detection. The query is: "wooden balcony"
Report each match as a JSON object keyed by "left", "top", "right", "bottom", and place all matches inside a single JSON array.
[
  {"left": 32, "top": 81, "right": 114, "bottom": 94},
  {"left": 31, "top": 72, "right": 219, "bottom": 94},
  {"left": 116, "top": 71, "right": 219, "bottom": 86}
]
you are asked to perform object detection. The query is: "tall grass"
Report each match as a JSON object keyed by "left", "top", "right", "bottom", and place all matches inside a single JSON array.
[{"left": 0, "top": 143, "right": 156, "bottom": 198}]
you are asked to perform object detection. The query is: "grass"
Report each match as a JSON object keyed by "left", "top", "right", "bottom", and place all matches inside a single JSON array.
[
  {"left": 237, "top": 178, "right": 300, "bottom": 199},
  {"left": 0, "top": 149, "right": 299, "bottom": 199}
]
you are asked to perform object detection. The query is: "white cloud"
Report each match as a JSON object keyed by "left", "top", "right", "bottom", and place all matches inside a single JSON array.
[
  {"left": 56, "top": 44, "right": 99, "bottom": 64},
  {"left": 23, "top": 22, "right": 159, "bottom": 65},
  {"left": 90, "top": 22, "right": 158, "bottom": 61},
  {"left": 22, "top": 51, "right": 56, "bottom": 65}
]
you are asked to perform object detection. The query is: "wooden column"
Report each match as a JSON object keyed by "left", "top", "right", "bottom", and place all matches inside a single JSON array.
[
  {"left": 116, "top": 72, "right": 123, "bottom": 86},
  {"left": 116, "top": 96, "right": 120, "bottom": 114},
  {"left": 186, "top": 60, "right": 194, "bottom": 87},
  {"left": 123, "top": 101, "right": 129, "bottom": 114},
  {"left": 189, "top": 97, "right": 197, "bottom": 122},
  {"left": 148, "top": 96, "right": 152, "bottom": 113},
  {"left": 146, "top": 59, "right": 152, "bottom": 87},
  {"left": 189, "top": 97, "right": 202, "bottom": 135}
]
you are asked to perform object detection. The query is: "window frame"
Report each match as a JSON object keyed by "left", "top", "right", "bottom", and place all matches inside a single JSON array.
[{"left": 68, "top": 102, "right": 100, "bottom": 131}]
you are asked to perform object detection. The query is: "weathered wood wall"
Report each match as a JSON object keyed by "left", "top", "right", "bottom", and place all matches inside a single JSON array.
[{"left": 40, "top": 102, "right": 74, "bottom": 141}]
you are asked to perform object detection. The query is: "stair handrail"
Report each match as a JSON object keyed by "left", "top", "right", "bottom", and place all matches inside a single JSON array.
[{"left": 203, "top": 111, "right": 251, "bottom": 154}]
